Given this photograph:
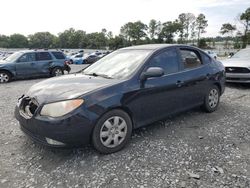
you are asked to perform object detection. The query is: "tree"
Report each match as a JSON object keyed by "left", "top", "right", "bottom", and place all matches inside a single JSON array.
[
  {"left": 109, "top": 35, "right": 126, "bottom": 50},
  {"left": 148, "top": 19, "right": 161, "bottom": 41},
  {"left": 71, "top": 30, "right": 87, "bottom": 48},
  {"left": 220, "top": 23, "right": 236, "bottom": 49},
  {"left": 220, "top": 23, "right": 236, "bottom": 35},
  {"left": 86, "top": 32, "right": 107, "bottom": 49},
  {"left": 0, "top": 35, "right": 9, "bottom": 48},
  {"left": 198, "top": 38, "right": 207, "bottom": 48},
  {"left": 184, "top": 13, "right": 196, "bottom": 42},
  {"left": 190, "top": 21, "right": 197, "bottom": 45},
  {"left": 195, "top": 13, "right": 208, "bottom": 45},
  {"left": 8, "top": 34, "right": 28, "bottom": 48},
  {"left": 239, "top": 7, "right": 250, "bottom": 47},
  {"left": 178, "top": 13, "right": 186, "bottom": 43},
  {"left": 107, "top": 31, "right": 113, "bottom": 39},
  {"left": 120, "top": 21, "right": 148, "bottom": 44},
  {"left": 29, "top": 32, "right": 57, "bottom": 48},
  {"left": 159, "top": 21, "right": 182, "bottom": 43},
  {"left": 58, "top": 28, "right": 87, "bottom": 48},
  {"left": 234, "top": 31, "right": 243, "bottom": 49}
]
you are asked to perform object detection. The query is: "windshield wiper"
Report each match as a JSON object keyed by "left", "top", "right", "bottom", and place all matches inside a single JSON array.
[{"left": 84, "top": 72, "right": 113, "bottom": 79}]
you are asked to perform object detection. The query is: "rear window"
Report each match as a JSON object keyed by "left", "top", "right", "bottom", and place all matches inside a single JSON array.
[
  {"left": 36, "top": 52, "right": 52, "bottom": 61},
  {"left": 51, "top": 52, "right": 65, "bottom": 59},
  {"left": 180, "top": 49, "right": 202, "bottom": 69}
]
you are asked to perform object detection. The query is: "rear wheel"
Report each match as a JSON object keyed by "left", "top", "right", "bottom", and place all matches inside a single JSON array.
[
  {"left": 0, "top": 71, "right": 11, "bottom": 83},
  {"left": 51, "top": 67, "right": 63, "bottom": 77},
  {"left": 202, "top": 85, "right": 220, "bottom": 112},
  {"left": 92, "top": 109, "right": 132, "bottom": 154}
]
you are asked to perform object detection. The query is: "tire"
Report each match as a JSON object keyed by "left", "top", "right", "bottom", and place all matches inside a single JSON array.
[
  {"left": 0, "top": 71, "right": 12, "bottom": 83},
  {"left": 51, "top": 67, "right": 63, "bottom": 77},
  {"left": 92, "top": 109, "right": 133, "bottom": 154},
  {"left": 202, "top": 85, "right": 220, "bottom": 113}
]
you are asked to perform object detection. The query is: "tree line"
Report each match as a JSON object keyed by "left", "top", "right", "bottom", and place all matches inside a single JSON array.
[{"left": 0, "top": 7, "right": 249, "bottom": 50}]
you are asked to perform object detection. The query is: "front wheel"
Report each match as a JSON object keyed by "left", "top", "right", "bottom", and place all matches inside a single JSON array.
[
  {"left": 0, "top": 71, "right": 12, "bottom": 83},
  {"left": 202, "top": 85, "right": 220, "bottom": 113},
  {"left": 92, "top": 109, "right": 132, "bottom": 154}
]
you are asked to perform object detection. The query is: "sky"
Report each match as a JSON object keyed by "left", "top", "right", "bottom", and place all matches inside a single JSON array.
[{"left": 0, "top": 0, "right": 249, "bottom": 37}]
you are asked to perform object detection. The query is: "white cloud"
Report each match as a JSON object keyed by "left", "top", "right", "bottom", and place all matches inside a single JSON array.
[{"left": 0, "top": 0, "right": 249, "bottom": 37}]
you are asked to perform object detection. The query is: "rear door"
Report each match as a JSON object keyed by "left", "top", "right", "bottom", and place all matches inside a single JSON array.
[
  {"left": 15, "top": 52, "right": 37, "bottom": 77},
  {"left": 176, "top": 47, "right": 211, "bottom": 108},
  {"left": 34, "top": 52, "right": 53, "bottom": 75}
]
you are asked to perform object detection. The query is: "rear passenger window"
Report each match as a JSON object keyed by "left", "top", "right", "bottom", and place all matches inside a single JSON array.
[
  {"left": 51, "top": 52, "right": 65, "bottom": 59},
  {"left": 149, "top": 48, "right": 179, "bottom": 74},
  {"left": 75, "top": 54, "right": 83, "bottom": 58},
  {"left": 36, "top": 52, "right": 52, "bottom": 61},
  {"left": 180, "top": 49, "right": 202, "bottom": 69}
]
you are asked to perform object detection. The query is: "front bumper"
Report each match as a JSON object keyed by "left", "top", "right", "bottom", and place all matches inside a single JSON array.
[
  {"left": 14, "top": 103, "right": 94, "bottom": 147},
  {"left": 225, "top": 73, "right": 250, "bottom": 83}
]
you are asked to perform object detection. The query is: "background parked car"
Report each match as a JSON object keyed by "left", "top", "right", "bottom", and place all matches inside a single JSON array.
[
  {"left": 0, "top": 50, "right": 70, "bottom": 83},
  {"left": 68, "top": 53, "right": 84, "bottom": 64},
  {"left": 206, "top": 50, "right": 217, "bottom": 59},
  {"left": 222, "top": 48, "right": 250, "bottom": 83},
  {"left": 83, "top": 54, "right": 100, "bottom": 64}
]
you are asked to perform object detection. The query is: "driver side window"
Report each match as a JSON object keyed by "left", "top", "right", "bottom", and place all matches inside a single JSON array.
[
  {"left": 18, "top": 53, "right": 36, "bottom": 62},
  {"left": 149, "top": 48, "right": 179, "bottom": 75}
]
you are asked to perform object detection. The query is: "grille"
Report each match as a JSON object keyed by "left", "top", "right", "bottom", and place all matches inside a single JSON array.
[
  {"left": 21, "top": 97, "right": 39, "bottom": 118},
  {"left": 225, "top": 67, "right": 250, "bottom": 73}
]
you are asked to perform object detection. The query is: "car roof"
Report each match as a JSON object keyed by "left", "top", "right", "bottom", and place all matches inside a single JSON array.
[
  {"left": 16, "top": 50, "right": 63, "bottom": 53},
  {"left": 121, "top": 44, "right": 192, "bottom": 51}
]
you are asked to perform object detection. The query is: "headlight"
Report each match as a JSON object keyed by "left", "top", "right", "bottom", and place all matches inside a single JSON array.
[{"left": 40, "top": 99, "right": 84, "bottom": 117}]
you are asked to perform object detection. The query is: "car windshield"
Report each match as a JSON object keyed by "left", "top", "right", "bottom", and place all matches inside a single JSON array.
[
  {"left": 232, "top": 49, "right": 250, "bottom": 59},
  {"left": 83, "top": 49, "right": 151, "bottom": 79},
  {"left": 4, "top": 52, "right": 23, "bottom": 62}
]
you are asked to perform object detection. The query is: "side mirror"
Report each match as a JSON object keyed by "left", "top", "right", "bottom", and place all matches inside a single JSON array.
[{"left": 140, "top": 67, "right": 164, "bottom": 81}]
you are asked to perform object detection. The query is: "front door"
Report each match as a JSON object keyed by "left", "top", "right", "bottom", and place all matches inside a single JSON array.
[
  {"left": 15, "top": 52, "right": 37, "bottom": 77},
  {"left": 127, "top": 47, "right": 186, "bottom": 127}
]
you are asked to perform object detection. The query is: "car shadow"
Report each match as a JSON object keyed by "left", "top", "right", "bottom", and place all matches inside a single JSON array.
[
  {"left": 20, "top": 107, "right": 205, "bottom": 156},
  {"left": 17, "top": 102, "right": 232, "bottom": 174},
  {"left": 226, "top": 83, "right": 250, "bottom": 89}
]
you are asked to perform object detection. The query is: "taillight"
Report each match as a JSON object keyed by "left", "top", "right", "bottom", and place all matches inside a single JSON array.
[{"left": 64, "top": 60, "right": 70, "bottom": 65}]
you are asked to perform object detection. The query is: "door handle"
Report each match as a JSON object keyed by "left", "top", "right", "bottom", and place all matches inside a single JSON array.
[
  {"left": 206, "top": 73, "right": 210, "bottom": 79},
  {"left": 176, "top": 80, "right": 184, "bottom": 87}
]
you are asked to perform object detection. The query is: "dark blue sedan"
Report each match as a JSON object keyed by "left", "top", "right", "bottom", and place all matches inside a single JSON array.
[
  {"left": 0, "top": 50, "right": 70, "bottom": 82},
  {"left": 15, "top": 44, "right": 225, "bottom": 154}
]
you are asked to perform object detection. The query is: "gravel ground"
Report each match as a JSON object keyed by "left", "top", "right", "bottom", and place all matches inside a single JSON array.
[{"left": 0, "top": 78, "right": 249, "bottom": 188}]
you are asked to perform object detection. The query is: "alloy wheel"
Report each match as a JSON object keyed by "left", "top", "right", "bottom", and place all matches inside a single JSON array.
[
  {"left": 208, "top": 89, "right": 219, "bottom": 108},
  {"left": 54, "top": 69, "right": 62, "bottom": 76},
  {"left": 0, "top": 73, "right": 9, "bottom": 83}
]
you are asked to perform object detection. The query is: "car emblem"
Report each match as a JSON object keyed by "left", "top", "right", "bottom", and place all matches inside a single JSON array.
[{"left": 228, "top": 68, "right": 234, "bottom": 71}]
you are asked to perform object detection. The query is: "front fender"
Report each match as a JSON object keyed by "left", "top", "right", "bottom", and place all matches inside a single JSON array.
[{"left": 0, "top": 63, "right": 16, "bottom": 77}]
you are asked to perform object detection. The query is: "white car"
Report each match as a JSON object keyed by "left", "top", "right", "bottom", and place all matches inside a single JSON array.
[
  {"left": 221, "top": 48, "right": 250, "bottom": 83},
  {"left": 206, "top": 51, "right": 217, "bottom": 59}
]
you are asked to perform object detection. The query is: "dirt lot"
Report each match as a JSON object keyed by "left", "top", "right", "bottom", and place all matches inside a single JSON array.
[{"left": 0, "top": 78, "right": 249, "bottom": 188}]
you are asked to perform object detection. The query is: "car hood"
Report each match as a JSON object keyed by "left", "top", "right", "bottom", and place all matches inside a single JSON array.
[
  {"left": 0, "top": 59, "right": 8, "bottom": 64},
  {"left": 221, "top": 58, "right": 250, "bottom": 67},
  {"left": 26, "top": 73, "right": 119, "bottom": 104}
]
